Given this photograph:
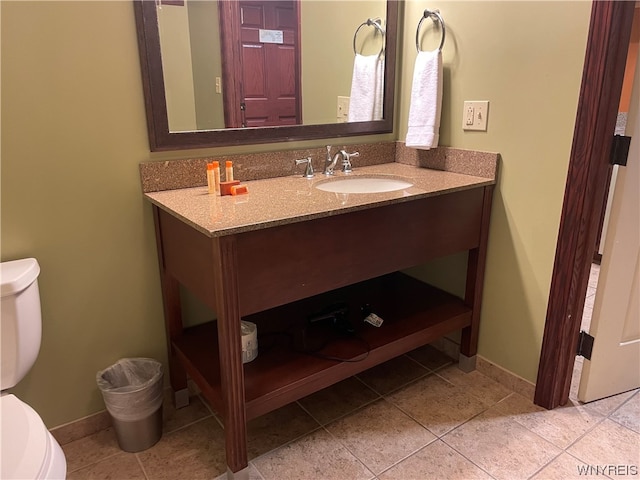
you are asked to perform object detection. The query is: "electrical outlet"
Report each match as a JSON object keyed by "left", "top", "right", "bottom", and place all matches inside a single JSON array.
[
  {"left": 215, "top": 77, "right": 222, "bottom": 94},
  {"left": 337, "top": 96, "right": 350, "bottom": 123},
  {"left": 462, "top": 101, "right": 489, "bottom": 131},
  {"left": 465, "top": 106, "right": 475, "bottom": 126}
]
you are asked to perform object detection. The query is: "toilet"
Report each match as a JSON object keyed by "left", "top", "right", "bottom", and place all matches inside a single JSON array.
[{"left": 1, "top": 258, "right": 67, "bottom": 479}]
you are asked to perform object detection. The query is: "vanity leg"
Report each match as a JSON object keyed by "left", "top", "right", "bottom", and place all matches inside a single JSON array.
[
  {"left": 160, "top": 273, "right": 190, "bottom": 407},
  {"left": 226, "top": 466, "right": 251, "bottom": 480},
  {"left": 458, "top": 353, "right": 477, "bottom": 373},
  {"left": 173, "top": 388, "right": 190, "bottom": 409},
  {"left": 153, "top": 206, "right": 189, "bottom": 407},
  {"left": 461, "top": 247, "right": 482, "bottom": 361},
  {"left": 213, "top": 236, "right": 248, "bottom": 473},
  {"left": 461, "top": 186, "right": 493, "bottom": 363}
]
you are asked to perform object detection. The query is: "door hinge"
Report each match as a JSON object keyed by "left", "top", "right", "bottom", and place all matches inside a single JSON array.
[
  {"left": 577, "top": 330, "right": 594, "bottom": 360},
  {"left": 610, "top": 135, "right": 631, "bottom": 166}
]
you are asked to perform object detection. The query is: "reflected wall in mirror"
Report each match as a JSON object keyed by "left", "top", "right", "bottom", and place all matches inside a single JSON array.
[{"left": 134, "top": 0, "right": 399, "bottom": 151}]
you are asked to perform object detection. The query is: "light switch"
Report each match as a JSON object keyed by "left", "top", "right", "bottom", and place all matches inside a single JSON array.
[{"left": 462, "top": 101, "right": 489, "bottom": 131}]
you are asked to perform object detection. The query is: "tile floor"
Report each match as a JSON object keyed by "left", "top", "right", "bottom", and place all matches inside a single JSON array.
[{"left": 62, "top": 265, "right": 639, "bottom": 480}]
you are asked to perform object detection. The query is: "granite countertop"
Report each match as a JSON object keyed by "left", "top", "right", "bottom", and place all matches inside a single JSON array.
[{"left": 144, "top": 163, "right": 495, "bottom": 237}]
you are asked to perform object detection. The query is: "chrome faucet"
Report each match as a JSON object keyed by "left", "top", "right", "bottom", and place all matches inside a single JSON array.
[
  {"left": 323, "top": 146, "right": 335, "bottom": 175},
  {"left": 340, "top": 150, "right": 359, "bottom": 173},
  {"left": 295, "top": 156, "right": 314, "bottom": 178},
  {"left": 323, "top": 146, "right": 360, "bottom": 175}
]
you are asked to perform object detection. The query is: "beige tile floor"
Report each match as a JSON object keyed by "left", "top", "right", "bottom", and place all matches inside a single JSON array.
[{"left": 63, "top": 266, "right": 639, "bottom": 480}]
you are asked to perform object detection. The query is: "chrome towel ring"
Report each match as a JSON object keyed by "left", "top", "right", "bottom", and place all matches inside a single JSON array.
[
  {"left": 353, "top": 17, "right": 386, "bottom": 55},
  {"left": 416, "top": 9, "right": 446, "bottom": 52}
]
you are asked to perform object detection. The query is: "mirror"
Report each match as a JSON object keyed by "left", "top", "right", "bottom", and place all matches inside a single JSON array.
[{"left": 134, "top": 0, "right": 399, "bottom": 151}]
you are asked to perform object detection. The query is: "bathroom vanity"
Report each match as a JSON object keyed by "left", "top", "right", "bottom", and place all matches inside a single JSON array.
[{"left": 144, "top": 161, "right": 495, "bottom": 475}]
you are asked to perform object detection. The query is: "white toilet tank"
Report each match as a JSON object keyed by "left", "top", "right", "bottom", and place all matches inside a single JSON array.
[{"left": 1, "top": 258, "right": 43, "bottom": 390}]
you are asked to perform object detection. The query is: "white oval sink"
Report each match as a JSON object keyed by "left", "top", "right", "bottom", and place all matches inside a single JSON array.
[{"left": 315, "top": 176, "right": 413, "bottom": 194}]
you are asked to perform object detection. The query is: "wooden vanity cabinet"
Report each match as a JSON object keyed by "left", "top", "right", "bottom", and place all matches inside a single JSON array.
[{"left": 152, "top": 185, "right": 493, "bottom": 475}]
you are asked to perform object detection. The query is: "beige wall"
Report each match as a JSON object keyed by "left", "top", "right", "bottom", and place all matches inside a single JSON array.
[
  {"left": 400, "top": 1, "right": 591, "bottom": 381},
  {"left": 1, "top": 0, "right": 590, "bottom": 428},
  {"left": 187, "top": 0, "right": 225, "bottom": 130},
  {"left": 158, "top": 3, "right": 198, "bottom": 131}
]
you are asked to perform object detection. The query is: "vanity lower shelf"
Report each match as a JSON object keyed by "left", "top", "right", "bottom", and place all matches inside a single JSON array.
[{"left": 172, "top": 272, "right": 471, "bottom": 420}]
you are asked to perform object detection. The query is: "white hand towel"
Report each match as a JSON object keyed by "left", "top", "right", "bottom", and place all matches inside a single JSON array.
[
  {"left": 348, "top": 53, "right": 384, "bottom": 122},
  {"left": 406, "top": 50, "right": 443, "bottom": 149},
  {"left": 372, "top": 54, "right": 384, "bottom": 121}
]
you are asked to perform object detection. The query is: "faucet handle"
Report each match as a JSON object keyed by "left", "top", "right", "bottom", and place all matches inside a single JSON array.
[
  {"left": 295, "top": 157, "right": 314, "bottom": 178},
  {"left": 342, "top": 150, "right": 359, "bottom": 173}
]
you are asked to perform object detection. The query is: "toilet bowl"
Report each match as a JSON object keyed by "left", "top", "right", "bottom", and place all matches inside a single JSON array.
[
  {"left": 1, "top": 394, "right": 67, "bottom": 479},
  {"left": 1, "top": 258, "right": 67, "bottom": 479}
]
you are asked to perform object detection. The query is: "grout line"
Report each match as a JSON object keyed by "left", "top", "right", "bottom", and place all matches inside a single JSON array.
[
  {"left": 352, "top": 373, "right": 387, "bottom": 399},
  {"left": 561, "top": 409, "right": 609, "bottom": 453},
  {"left": 64, "top": 450, "right": 125, "bottom": 475},
  {"left": 490, "top": 390, "right": 608, "bottom": 454},
  {"left": 245, "top": 403, "right": 326, "bottom": 463},
  {"left": 402, "top": 350, "right": 443, "bottom": 372},
  {"left": 315, "top": 423, "right": 377, "bottom": 479},
  {"left": 308, "top": 395, "right": 437, "bottom": 477},
  {"left": 426, "top": 361, "right": 456, "bottom": 375},
  {"left": 247, "top": 461, "right": 267, "bottom": 480},
  {"left": 404, "top": 351, "right": 457, "bottom": 377},
  {"left": 436, "top": 401, "right": 536, "bottom": 479},
  {"left": 437, "top": 435, "right": 498, "bottom": 479},
  {"left": 196, "top": 392, "right": 226, "bottom": 430},
  {"left": 293, "top": 399, "right": 333, "bottom": 427},
  {"left": 431, "top": 389, "right": 554, "bottom": 477},
  {"left": 605, "top": 388, "right": 639, "bottom": 419},
  {"left": 372, "top": 436, "right": 440, "bottom": 477},
  {"left": 294, "top": 394, "right": 381, "bottom": 428},
  {"left": 354, "top": 363, "right": 434, "bottom": 398},
  {"left": 244, "top": 424, "right": 326, "bottom": 467},
  {"left": 135, "top": 452, "right": 151, "bottom": 480},
  {"left": 525, "top": 449, "right": 566, "bottom": 479}
]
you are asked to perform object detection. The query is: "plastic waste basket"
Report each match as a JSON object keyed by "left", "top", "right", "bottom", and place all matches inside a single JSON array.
[{"left": 96, "top": 358, "right": 164, "bottom": 452}]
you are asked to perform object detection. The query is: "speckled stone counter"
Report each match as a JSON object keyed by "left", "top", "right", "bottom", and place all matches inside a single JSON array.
[{"left": 144, "top": 162, "right": 497, "bottom": 237}]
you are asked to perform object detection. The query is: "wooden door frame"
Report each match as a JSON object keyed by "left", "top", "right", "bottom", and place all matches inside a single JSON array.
[
  {"left": 218, "top": 0, "right": 302, "bottom": 128},
  {"left": 218, "top": 1, "right": 243, "bottom": 128},
  {"left": 534, "top": 0, "right": 635, "bottom": 409}
]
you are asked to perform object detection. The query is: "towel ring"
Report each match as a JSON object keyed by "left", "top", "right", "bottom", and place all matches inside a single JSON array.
[
  {"left": 416, "top": 9, "right": 446, "bottom": 52},
  {"left": 353, "top": 17, "right": 385, "bottom": 55}
]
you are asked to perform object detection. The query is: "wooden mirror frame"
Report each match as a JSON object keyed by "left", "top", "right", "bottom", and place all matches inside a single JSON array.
[{"left": 133, "top": 0, "right": 399, "bottom": 151}]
